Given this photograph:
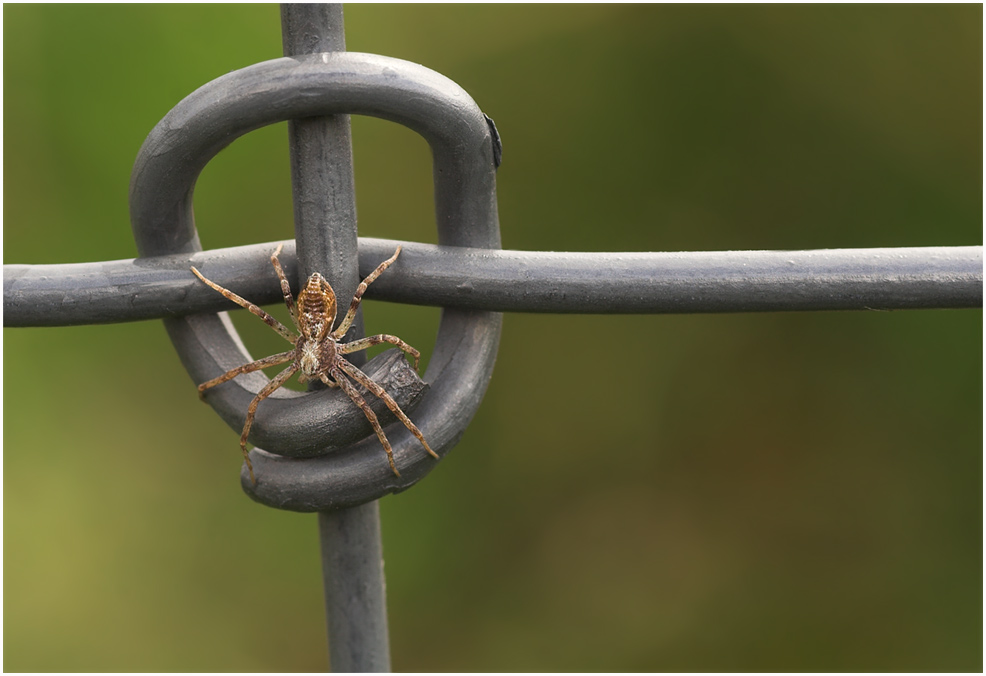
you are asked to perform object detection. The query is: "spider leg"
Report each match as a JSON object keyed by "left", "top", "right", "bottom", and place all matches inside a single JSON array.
[
  {"left": 196, "top": 350, "right": 296, "bottom": 400},
  {"left": 327, "top": 369, "right": 400, "bottom": 477},
  {"left": 191, "top": 265, "right": 297, "bottom": 344},
  {"left": 335, "top": 358, "right": 438, "bottom": 460},
  {"left": 269, "top": 243, "right": 298, "bottom": 325},
  {"left": 331, "top": 246, "right": 402, "bottom": 339},
  {"left": 337, "top": 334, "right": 421, "bottom": 372},
  {"left": 239, "top": 364, "right": 299, "bottom": 484},
  {"left": 302, "top": 371, "right": 339, "bottom": 387}
]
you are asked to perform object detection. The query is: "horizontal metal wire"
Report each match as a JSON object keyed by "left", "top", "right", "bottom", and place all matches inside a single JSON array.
[{"left": 3, "top": 240, "right": 981, "bottom": 327}]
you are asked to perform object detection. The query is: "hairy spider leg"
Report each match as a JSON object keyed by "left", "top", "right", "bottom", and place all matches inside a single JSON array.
[
  {"left": 239, "top": 364, "right": 300, "bottom": 484},
  {"left": 196, "top": 350, "right": 297, "bottom": 400},
  {"left": 191, "top": 243, "right": 435, "bottom": 483},
  {"left": 191, "top": 266, "right": 297, "bottom": 344},
  {"left": 325, "top": 370, "right": 400, "bottom": 476},
  {"left": 338, "top": 334, "right": 422, "bottom": 372},
  {"left": 335, "top": 358, "right": 438, "bottom": 460},
  {"left": 269, "top": 243, "right": 298, "bottom": 325},
  {"left": 331, "top": 246, "right": 403, "bottom": 340}
]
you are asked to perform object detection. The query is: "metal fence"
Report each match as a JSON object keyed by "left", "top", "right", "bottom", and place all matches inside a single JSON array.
[{"left": 4, "top": 5, "right": 982, "bottom": 672}]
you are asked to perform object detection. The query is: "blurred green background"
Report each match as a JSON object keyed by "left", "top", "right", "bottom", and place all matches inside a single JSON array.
[{"left": 3, "top": 4, "right": 981, "bottom": 672}]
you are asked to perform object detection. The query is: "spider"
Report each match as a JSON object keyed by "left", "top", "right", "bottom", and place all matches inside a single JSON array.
[{"left": 190, "top": 244, "right": 437, "bottom": 484}]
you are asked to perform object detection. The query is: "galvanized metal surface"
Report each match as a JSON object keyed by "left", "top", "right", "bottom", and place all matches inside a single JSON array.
[
  {"left": 318, "top": 500, "right": 390, "bottom": 673},
  {"left": 1, "top": 5, "right": 981, "bottom": 673},
  {"left": 5, "top": 242, "right": 981, "bottom": 326},
  {"left": 280, "top": 5, "right": 389, "bottom": 672},
  {"left": 123, "top": 49, "right": 502, "bottom": 509}
]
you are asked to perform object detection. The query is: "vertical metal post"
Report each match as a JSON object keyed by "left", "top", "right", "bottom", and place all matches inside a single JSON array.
[{"left": 280, "top": 4, "right": 391, "bottom": 672}]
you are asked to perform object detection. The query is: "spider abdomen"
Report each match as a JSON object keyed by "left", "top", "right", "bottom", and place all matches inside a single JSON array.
[{"left": 297, "top": 273, "right": 337, "bottom": 341}]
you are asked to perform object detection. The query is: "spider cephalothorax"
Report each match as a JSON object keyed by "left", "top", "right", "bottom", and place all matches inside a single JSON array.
[
  {"left": 295, "top": 273, "right": 338, "bottom": 379},
  {"left": 191, "top": 244, "right": 436, "bottom": 483}
]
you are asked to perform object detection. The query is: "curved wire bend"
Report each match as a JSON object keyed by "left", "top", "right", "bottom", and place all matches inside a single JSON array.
[{"left": 129, "top": 52, "right": 502, "bottom": 511}]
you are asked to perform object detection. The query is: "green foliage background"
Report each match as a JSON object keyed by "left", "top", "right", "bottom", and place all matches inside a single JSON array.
[{"left": 4, "top": 5, "right": 981, "bottom": 672}]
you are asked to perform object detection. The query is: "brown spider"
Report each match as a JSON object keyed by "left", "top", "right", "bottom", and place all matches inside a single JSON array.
[{"left": 190, "top": 244, "right": 437, "bottom": 484}]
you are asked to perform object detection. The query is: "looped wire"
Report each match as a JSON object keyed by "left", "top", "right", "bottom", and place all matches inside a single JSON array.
[{"left": 129, "top": 52, "right": 502, "bottom": 511}]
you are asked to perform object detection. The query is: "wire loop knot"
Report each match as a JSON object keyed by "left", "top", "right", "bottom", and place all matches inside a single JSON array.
[{"left": 129, "top": 52, "right": 502, "bottom": 511}]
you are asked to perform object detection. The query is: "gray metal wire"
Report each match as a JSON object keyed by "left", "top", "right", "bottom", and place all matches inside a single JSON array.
[
  {"left": 4, "top": 241, "right": 981, "bottom": 326},
  {"left": 279, "top": 5, "right": 390, "bottom": 672},
  {"left": 108, "top": 5, "right": 507, "bottom": 668},
  {"left": 0, "top": 4, "right": 982, "bottom": 673},
  {"left": 122, "top": 48, "right": 502, "bottom": 510}
]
